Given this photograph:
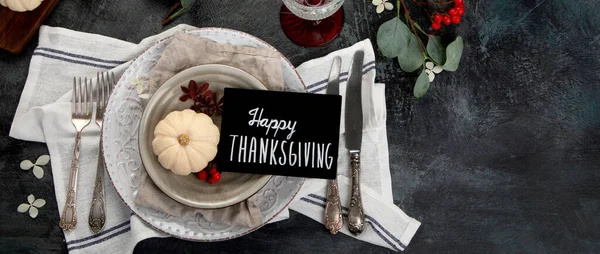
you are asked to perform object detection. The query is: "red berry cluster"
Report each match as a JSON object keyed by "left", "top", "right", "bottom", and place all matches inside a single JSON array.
[
  {"left": 431, "top": 0, "right": 464, "bottom": 31},
  {"left": 197, "top": 164, "right": 221, "bottom": 184}
]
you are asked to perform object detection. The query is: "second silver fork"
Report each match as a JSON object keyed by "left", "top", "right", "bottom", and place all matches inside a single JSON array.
[{"left": 88, "top": 72, "right": 115, "bottom": 233}]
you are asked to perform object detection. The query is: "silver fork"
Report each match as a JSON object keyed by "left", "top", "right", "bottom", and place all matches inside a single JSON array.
[
  {"left": 59, "top": 77, "right": 93, "bottom": 231},
  {"left": 88, "top": 72, "right": 115, "bottom": 233}
]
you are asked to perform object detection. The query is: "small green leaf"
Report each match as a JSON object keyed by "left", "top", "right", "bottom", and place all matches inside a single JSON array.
[
  {"left": 398, "top": 33, "right": 424, "bottom": 72},
  {"left": 163, "top": 0, "right": 197, "bottom": 25},
  {"left": 413, "top": 70, "right": 430, "bottom": 98},
  {"left": 181, "top": 0, "right": 196, "bottom": 7},
  {"left": 376, "top": 17, "right": 411, "bottom": 58},
  {"left": 427, "top": 36, "right": 446, "bottom": 65},
  {"left": 443, "top": 36, "right": 464, "bottom": 71}
]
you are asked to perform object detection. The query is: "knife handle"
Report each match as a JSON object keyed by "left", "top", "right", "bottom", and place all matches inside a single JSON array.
[{"left": 347, "top": 151, "right": 365, "bottom": 235}]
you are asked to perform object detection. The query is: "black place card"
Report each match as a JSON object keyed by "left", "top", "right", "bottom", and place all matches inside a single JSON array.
[{"left": 216, "top": 87, "right": 342, "bottom": 179}]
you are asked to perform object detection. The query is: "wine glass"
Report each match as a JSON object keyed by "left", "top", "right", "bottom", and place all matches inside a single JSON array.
[{"left": 280, "top": 0, "right": 345, "bottom": 47}]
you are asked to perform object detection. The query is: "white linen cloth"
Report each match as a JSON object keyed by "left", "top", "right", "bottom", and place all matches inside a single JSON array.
[{"left": 9, "top": 24, "right": 420, "bottom": 253}]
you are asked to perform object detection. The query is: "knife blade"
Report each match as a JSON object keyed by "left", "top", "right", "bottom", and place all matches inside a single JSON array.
[
  {"left": 324, "top": 56, "right": 343, "bottom": 235},
  {"left": 326, "top": 56, "right": 341, "bottom": 95},
  {"left": 345, "top": 50, "right": 365, "bottom": 235}
]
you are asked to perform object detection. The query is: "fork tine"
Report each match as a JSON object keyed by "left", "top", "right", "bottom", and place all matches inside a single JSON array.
[
  {"left": 84, "top": 78, "right": 94, "bottom": 115},
  {"left": 86, "top": 77, "right": 90, "bottom": 114},
  {"left": 72, "top": 77, "right": 76, "bottom": 115},
  {"left": 99, "top": 72, "right": 104, "bottom": 110},
  {"left": 78, "top": 77, "right": 83, "bottom": 115},
  {"left": 96, "top": 72, "right": 104, "bottom": 111},
  {"left": 95, "top": 72, "right": 99, "bottom": 111},
  {"left": 106, "top": 72, "right": 115, "bottom": 100},
  {"left": 101, "top": 72, "right": 105, "bottom": 99},
  {"left": 105, "top": 72, "right": 111, "bottom": 104},
  {"left": 102, "top": 72, "right": 106, "bottom": 109},
  {"left": 90, "top": 78, "right": 94, "bottom": 114},
  {"left": 88, "top": 78, "right": 93, "bottom": 115},
  {"left": 105, "top": 72, "right": 109, "bottom": 105},
  {"left": 82, "top": 77, "right": 87, "bottom": 115}
]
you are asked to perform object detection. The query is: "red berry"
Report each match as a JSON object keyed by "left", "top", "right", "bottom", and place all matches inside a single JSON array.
[
  {"left": 431, "top": 22, "right": 441, "bottom": 30},
  {"left": 197, "top": 170, "right": 208, "bottom": 180},
  {"left": 452, "top": 15, "right": 461, "bottom": 24},
  {"left": 207, "top": 172, "right": 221, "bottom": 184},
  {"left": 209, "top": 167, "right": 218, "bottom": 175},
  {"left": 457, "top": 7, "right": 464, "bottom": 16},
  {"left": 433, "top": 14, "right": 442, "bottom": 23},
  {"left": 455, "top": 3, "right": 464, "bottom": 9},
  {"left": 442, "top": 15, "right": 451, "bottom": 25},
  {"left": 455, "top": 0, "right": 463, "bottom": 4},
  {"left": 449, "top": 8, "right": 458, "bottom": 16}
]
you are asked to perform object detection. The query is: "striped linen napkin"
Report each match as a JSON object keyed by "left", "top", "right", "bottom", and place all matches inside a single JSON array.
[{"left": 9, "top": 24, "right": 420, "bottom": 253}]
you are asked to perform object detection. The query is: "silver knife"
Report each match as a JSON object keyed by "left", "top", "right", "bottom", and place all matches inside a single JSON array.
[
  {"left": 324, "top": 56, "right": 343, "bottom": 234},
  {"left": 345, "top": 50, "right": 365, "bottom": 235}
]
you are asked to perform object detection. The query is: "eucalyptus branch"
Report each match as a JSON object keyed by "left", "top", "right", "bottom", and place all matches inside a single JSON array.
[
  {"left": 413, "top": 22, "right": 430, "bottom": 37},
  {"left": 376, "top": 0, "right": 465, "bottom": 98},
  {"left": 398, "top": 0, "right": 426, "bottom": 57}
]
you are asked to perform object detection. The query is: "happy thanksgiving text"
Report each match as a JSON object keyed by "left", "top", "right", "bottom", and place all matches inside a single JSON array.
[{"left": 227, "top": 107, "right": 334, "bottom": 169}]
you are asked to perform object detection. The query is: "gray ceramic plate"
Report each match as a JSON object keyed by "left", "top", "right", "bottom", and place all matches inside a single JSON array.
[{"left": 138, "top": 64, "right": 272, "bottom": 209}]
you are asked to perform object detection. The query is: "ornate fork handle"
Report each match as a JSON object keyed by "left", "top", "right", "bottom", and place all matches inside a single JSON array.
[
  {"left": 324, "top": 179, "right": 343, "bottom": 234},
  {"left": 88, "top": 147, "right": 106, "bottom": 233},
  {"left": 59, "top": 131, "right": 82, "bottom": 231},
  {"left": 347, "top": 152, "right": 364, "bottom": 235}
]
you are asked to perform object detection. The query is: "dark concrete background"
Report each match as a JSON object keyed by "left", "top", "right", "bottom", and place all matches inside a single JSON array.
[{"left": 1, "top": 0, "right": 599, "bottom": 253}]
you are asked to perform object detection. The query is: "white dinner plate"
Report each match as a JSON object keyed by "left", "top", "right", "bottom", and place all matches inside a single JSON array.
[{"left": 102, "top": 27, "right": 306, "bottom": 241}]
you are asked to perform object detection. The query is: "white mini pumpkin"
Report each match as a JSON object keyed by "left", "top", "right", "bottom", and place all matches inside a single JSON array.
[
  {"left": 1, "top": 0, "right": 43, "bottom": 12},
  {"left": 152, "top": 109, "right": 220, "bottom": 175}
]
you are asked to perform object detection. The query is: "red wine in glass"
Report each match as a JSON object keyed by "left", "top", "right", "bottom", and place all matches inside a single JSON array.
[{"left": 280, "top": 0, "right": 345, "bottom": 47}]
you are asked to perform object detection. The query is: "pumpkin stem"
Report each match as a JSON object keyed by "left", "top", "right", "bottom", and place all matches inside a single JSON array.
[{"left": 177, "top": 134, "right": 190, "bottom": 146}]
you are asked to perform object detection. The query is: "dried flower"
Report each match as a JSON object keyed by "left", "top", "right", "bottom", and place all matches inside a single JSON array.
[
  {"left": 372, "top": 0, "right": 393, "bottom": 13},
  {"left": 424, "top": 61, "right": 443, "bottom": 82},
  {"left": 180, "top": 80, "right": 224, "bottom": 116},
  {"left": 20, "top": 155, "right": 50, "bottom": 179},
  {"left": 17, "top": 194, "right": 46, "bottom": 218}
]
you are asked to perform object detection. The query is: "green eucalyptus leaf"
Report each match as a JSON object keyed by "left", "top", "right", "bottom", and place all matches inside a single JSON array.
[
  {"left": 426, "top": 36, "right": 446, "bottom": 65},
  {"left": 413, "top": 69, "right": 430, "bottom": 98},
  {"left": 413, "top": 22, "right": 423, "bottom": 31},
  {"left": 443, "top": 36, "right": 464, "bottom": 71},
  {"left": 181, "top": 0, "right": 196, "bottom": 7},
  {"left": 164, "top": 0, "right": 197, "bottom": 25},
  {"left": 376, "top": 17, "right": 411, "bottom": 58},
  {"left": 398, "top": 33, "right": 424, "bottom": 72}
]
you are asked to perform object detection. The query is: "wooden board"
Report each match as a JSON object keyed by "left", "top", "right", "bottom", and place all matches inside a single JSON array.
[{"left": 0, "top": 0, "right": 59, "bottom": 54}]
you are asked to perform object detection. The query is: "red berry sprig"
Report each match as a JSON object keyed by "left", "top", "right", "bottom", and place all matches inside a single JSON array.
[
  {"left": 197, "top": 170, "right": 208, "bottom": 180},
  {"left": 196, "top": 162, "right": 222, "bottom": 184},
  {"left": 430, "top": 0, "right": 464, "bottom": 31},
  {"left": 207, "top": 167, "right": 221, "bottom": 184}
]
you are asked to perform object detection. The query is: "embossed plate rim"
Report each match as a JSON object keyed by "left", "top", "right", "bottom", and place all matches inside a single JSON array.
[{"left": 102, "top": 27, "right": 306, "bottom": 241}]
